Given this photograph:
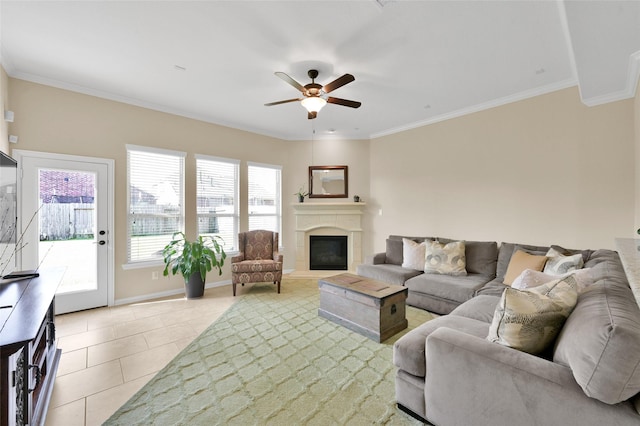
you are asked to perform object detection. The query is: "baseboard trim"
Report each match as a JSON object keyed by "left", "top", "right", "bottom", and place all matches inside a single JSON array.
[
  {"left": 397, "top": 403, "right": 432, "bottom": 425},
  {"left": 114, "top": 279, "right": 231, "bottom": 306}
]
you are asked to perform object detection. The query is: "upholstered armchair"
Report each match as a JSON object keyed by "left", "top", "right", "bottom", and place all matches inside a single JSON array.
[{"left": 231, "top": 230, "right": 283, "bottom": 296}]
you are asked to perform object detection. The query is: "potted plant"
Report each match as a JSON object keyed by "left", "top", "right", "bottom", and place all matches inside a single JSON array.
[
  {"left": 294, "top": 184, "right": 309, "bottom": 202},
  {"left": 162, "top": 232, "right": 227, "bottom": 299}
]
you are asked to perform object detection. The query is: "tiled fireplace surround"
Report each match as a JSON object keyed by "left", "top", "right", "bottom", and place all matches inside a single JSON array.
[{"left": 293, "top": 202, "right": 365, "bottom": 273}]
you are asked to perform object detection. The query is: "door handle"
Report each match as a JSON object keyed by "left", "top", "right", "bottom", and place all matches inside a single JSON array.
[{"left": 99, "top": 240, "right": 106, "bottom": 245}]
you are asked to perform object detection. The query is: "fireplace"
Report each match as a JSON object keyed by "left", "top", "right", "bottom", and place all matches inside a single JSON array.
[
  {"left": 310, "top": 235, "right": 348, "bottom": 270},
  {"left": 293, "top": 202, "right": 365, "bottom": 273}
]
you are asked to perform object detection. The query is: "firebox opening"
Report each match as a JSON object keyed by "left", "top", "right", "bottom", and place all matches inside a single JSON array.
[{"left": 309, "top": 235, "right": 348, "bottom": 270}]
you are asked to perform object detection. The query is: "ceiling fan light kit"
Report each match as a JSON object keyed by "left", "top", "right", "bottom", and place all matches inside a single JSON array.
[
  {"left": 301, "top": 96, "right": 326, "bottom": 113},
  {"left": 266, "top": 69, "right": 361, "bottom": 119}
]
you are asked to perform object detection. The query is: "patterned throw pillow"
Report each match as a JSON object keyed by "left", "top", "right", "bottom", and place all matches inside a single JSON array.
[
  {"left": 511, "top": 269, "right": 555, "bottom": 290},
  {"left": 512, "top": 268, "right": 594, "bottom": 293},
  {"left": 487, "top": 275, "right": 579, "bottom": 354},
  {"left": 543, "top": 247, "right": 584, "bottom": 275},
  {"left": 401, "top": 238, "right": 426, "bottom": 271},
  {"left": 424, "top": 240, "right": 467, "bottom": 276}
]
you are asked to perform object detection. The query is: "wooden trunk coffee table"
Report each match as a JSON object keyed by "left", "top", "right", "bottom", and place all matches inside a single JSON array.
[{"left": 318, "top": 273, "right": 408, "bottom": 342}]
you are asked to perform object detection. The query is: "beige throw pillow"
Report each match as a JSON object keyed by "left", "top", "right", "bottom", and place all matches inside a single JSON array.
[
  {"left": 503, "top": 250, "right": 547, "bottom": 285},
  {"left": 424, "top": 240, "right": 467, "bottom": 276},
  {"left": 401, "top": 238, "right": 426, "bottom": 271},
  {"left": 487, "top": 275, "right": 578, "bottom": 354}
]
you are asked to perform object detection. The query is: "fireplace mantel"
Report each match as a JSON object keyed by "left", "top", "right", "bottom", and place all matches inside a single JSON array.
[{"left": 293, "top": 202, "right": 366, "bottom": 273}]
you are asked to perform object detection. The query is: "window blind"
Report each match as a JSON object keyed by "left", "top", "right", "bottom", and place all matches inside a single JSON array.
[
  {"left": 127, "top": 145, "right": 185, "bottom": 263},
  {"left": 196, "top": 155, "right": 239, "bottom": 252},
  {"left": 248, "top": 162, "right": 282, "bottom": 235}
]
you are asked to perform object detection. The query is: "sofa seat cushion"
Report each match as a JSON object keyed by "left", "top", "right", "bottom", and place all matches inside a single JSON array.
[
  {"left": 231, "top": 259, "right": 281, "bottom": 273},
  {"left": 554, "top": 249, "right": 640, "bottom": 404},
  {"left": 449, "top": 295, "right": 500, "bottom": 323},
  {"left": 476, "top": 279, "right": 509, "bottom": 297},
  {"left": 356, "top": 263, "right": 423, "bottom": 286},
  {"left": 405, "top": 273, "right": 492, "bottom": 306},
  {"left": 393, "top": 315, "right": 489, "bottom": 377}
]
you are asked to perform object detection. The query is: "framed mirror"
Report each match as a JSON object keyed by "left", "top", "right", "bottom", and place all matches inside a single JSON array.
[{"left": 309, "top": 165, "right": 348, "bottom": 198}]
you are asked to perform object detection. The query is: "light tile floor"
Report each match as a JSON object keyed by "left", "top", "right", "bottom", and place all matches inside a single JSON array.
[{"left": 45, "top": 284, "right": 238, "bottom": 426}]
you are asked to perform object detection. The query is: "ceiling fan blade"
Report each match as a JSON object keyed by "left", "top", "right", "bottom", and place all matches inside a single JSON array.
[
  {"left": 275, "top": 72, "right": 305, "bottom": 93},
  {"left": 264, "top": 98, "right": 301, "bottom": 106},
  {"left": 327, "top": 97, "right": 362, "bottom": 108},
  {"left": 323, "top": 74, "right": 355, "bottom": 93},
  {"left": 308, "top": 111, "right": 317, "bottom": 120}
]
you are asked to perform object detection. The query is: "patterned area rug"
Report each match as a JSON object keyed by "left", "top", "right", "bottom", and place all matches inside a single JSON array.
[{"left": 105, "top": 279, "right": 433, "bottom": 425}]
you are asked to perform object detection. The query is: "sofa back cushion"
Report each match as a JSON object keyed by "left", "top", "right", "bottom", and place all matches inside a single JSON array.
[
  {"left": 241, "top": 229, "right": 276, "bottom": 260},
  {"left": 496, "top": 242, "right": 550, "bottom": 283},
  {"left": 386, "top": 235, "right": 431, "bottom": 266},
  {"left": 438, "top": 238, "right": 498, "bottom": 277},
  {"left": 553, "top": 249, "right": 640, "bottom": 404}
]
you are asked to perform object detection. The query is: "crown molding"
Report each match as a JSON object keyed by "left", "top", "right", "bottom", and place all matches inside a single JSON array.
[
  {"left": 579, "top": 51, "right": 640, "bottom": 107},
  {"left": 370, "top": 78, "right": 578, "bottom": 139},
  {"left": 6, "top": 69, "right": 292, "bottom": 141}
]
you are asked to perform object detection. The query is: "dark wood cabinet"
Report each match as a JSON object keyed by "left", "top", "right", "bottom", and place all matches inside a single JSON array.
[{"left": 0, "top": 270, "right": 62, "bottom": 426}]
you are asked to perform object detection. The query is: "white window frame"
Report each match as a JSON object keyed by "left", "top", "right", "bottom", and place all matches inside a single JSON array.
[
  {"left": 125, "top": 144, "right": 186, "bottom": 267},
  {"left": 247, "top": 161, "right": 282, "bottom": 237},
  {"left": 195, "top": 154, "right": 240, "bottom": 252}
]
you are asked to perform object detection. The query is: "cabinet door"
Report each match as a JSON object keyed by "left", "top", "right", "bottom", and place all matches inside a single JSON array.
[{"left": 8, "top": 346, "right": 27, "bottom": 426}]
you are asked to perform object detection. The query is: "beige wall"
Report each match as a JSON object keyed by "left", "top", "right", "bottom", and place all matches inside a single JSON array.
[
  {"left": 369, "top": 87, "right": 635, "bottom": 253},
  {"left": 8, "top": 78, "right": 292, "bottom": 301},
  {"left": 5, "top": 76, "right": 637, "bottom": 302},
  {"left": 282, "top": 138, "right": 371, "bottom": 254},
  {"left": 7, "top": 78, "right": 371, "bottom": 302}
]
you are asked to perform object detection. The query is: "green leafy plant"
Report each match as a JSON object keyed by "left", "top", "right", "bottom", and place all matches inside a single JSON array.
[
  {"left": 294, "top": 184, "right": 309, "bottom": 197},
  {"left": 162, "top": 232, "right": 227, "bottom": 282}
]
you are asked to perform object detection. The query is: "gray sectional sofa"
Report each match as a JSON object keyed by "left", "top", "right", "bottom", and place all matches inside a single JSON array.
[
  {"left": 357, "top": 236, "right": 640, "bottom": 425},
  {"left": 357, "top": 235, "right": 499, "bottom": 314}
]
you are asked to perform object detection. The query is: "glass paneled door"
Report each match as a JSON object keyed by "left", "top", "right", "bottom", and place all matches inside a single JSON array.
[{"left": 17, "top": 151, "right": 113, "bottom": 314}]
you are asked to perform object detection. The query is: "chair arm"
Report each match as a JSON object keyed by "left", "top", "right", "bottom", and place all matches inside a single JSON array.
[
  {"left": 231, "top": 253, "right": 245, "bottom": 263},
  {"left": 273, "top": 252, "right": 283, "bottom": 263},
  {"left": 423, "top": 327, "right": 629, "bottom": 426},
  {"left": 365, "top": 252, "right": 386, "bottom": 265}
]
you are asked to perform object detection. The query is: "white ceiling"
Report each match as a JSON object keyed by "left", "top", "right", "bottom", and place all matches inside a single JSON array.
[{"left": 1, "top": 1, "right": 639, "bottom": 141}]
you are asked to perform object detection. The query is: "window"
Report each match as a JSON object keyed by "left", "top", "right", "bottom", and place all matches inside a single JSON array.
[
  {"left": 248, "top": 162, "right": 282, "bottom": 235},
  {"left": 196, "top": 155, "right": 239, "bottom": 252},
  {"left": 127, "top": 145, "right": 185, "bottom": 263}
]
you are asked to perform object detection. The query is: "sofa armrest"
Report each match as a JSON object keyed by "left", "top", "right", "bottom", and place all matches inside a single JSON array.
[
  {"left": 365, "top": 252, "right": 387, "bottom": 265},
  {"left": 273, "top": 251, "right": 283, "bottom": 263},
  {"left": 231, "top": 253, "right": 245, "bottom": 263},
  {"left": 424, "top": 327, "right": 638, "bottom": 426}
]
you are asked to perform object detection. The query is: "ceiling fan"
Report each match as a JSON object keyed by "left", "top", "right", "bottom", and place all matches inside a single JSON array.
[{"left": 265, "top": 69, "right": 361, "bottom": 119}]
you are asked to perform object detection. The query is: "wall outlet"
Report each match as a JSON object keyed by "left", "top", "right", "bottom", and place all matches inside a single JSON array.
[{"left": 152, "top": 271, "right": 159, "bottom": 280}]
